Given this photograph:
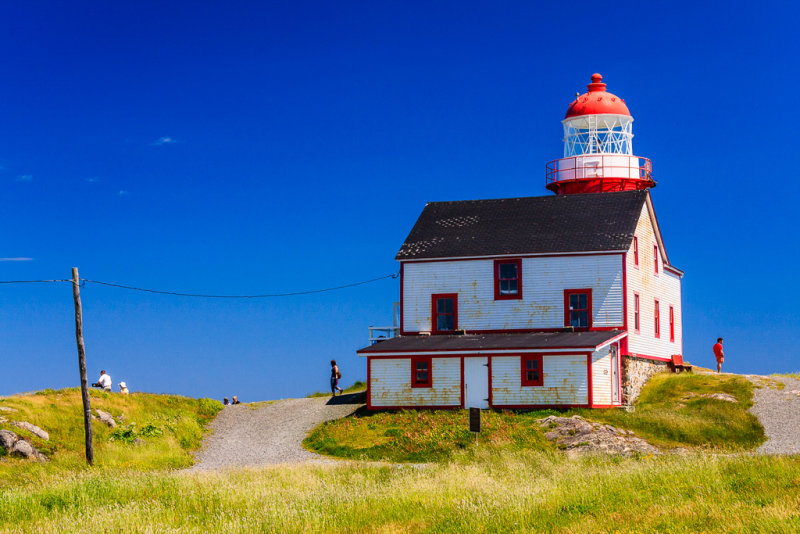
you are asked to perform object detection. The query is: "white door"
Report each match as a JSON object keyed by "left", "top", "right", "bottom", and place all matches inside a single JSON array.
[
  {"left": 464, "top": 357, "right": 489, "bottom": 409},
  {"left": 611, "top": 345, "right": 620, "bottom": 404}
]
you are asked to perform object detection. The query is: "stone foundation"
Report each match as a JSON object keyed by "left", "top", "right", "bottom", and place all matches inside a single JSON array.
[{"left": 622, "top": 355, "right": 669, "bottom": 405}]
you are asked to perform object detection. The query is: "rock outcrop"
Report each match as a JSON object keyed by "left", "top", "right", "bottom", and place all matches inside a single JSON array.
[
  {"left": 538, "top": 415, "right": 660, "bottom": 456},
  {"left": 0, "top": 429, "right": 47, "bottom": 460},
  {"left": 94, "top": 409, "right": 117, "bottom": 428},
  {"left": 13, "top": 421, "right": 50, "bottom": 440}
]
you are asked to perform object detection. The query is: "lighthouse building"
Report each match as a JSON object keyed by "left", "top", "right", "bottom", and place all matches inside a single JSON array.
[{"left": 358, "top": 74, "right": 683, "bottom": 410}]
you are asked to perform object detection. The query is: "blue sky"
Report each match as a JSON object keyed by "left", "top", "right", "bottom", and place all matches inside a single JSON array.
[{"left": 2, "top": 1, "right": 798, "bottom": 400}]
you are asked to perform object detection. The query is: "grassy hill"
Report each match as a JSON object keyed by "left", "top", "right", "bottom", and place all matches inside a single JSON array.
[
  {"left": 0, "top": 388, "right": 222, "bottom": 488},
  {"left": 1, "top": 374, "right": 798, "bottom": 533},
  {"left": 304, "top": 372, "right": 766, "bottom": 462}
]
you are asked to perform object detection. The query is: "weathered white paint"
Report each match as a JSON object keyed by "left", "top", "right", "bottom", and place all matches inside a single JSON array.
[
  {"left": 463, "top": 357, "right": 489, "bottom": 409},
  {"left": 403, "top": 255, "right": 623, "bottom": 332},
  {"left": 369, "top": 357, "right": 460, "bottom": 407},
  {"left": 491, "top": 354, "right": 588, "bottom": 406},
  {"left": 626, "top": 201, "right": 683, "bottom": 360},
  {"left": 592, "top": 345, "right": 612, "bottom": 406}
]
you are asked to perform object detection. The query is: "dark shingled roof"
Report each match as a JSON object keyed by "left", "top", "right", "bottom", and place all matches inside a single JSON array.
[
  {"left": 396, "top": 190, "right": 649, "bottom": 260},
  {"left": 357, "top": 330, "right": 624, "bottom": 354}
]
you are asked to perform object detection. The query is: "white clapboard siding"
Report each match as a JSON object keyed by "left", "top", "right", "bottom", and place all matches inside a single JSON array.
[
  {"left": 403, "top": 255, "right": 623, "bottom": 332},
  {"left": 369, "top": 357, "right": 461, "bottom": 407},
  {"left": 491, "top": 354, "right": 588, "bottom": 406},
  {"left": 592, "top": 345, "right": 612, "bottom": 406},
  {"left": 626, "top": 201, "right": 683, "bottom": 360}
]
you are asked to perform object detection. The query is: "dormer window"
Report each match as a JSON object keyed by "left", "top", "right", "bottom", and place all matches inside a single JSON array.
[{"left": 494, "top": 259, "right": 522, "bottom": 300}]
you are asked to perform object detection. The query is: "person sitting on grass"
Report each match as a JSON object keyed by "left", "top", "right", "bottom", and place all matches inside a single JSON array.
[
  {"left": 119, "top": 381, "right": 129, "bottom": 395},
  {"left": 91, "top": 370, "right": 112, "bottom": 392},
  {"left": 231, "top": 396, "right": 240, "bottom": 405}
]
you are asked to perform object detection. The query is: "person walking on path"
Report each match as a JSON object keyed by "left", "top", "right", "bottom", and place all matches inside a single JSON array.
[
  {"left": 330, "top": 360, "right": 343, "bottom": 396},
  {"left": 713, "top": 338, "right": 725, "bottom": 373}
]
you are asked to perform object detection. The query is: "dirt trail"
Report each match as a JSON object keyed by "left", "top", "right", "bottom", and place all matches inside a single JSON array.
[
  {"left": 746, "top": 375, "right": 800, "bottom": 455},
  {"left": 190, "top": 392, "right": 363, "bottom": 471}
]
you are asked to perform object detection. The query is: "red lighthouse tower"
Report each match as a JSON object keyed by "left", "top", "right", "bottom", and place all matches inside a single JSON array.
[{"left": 546, "top": 74, "right": 655, "bottom": 195}]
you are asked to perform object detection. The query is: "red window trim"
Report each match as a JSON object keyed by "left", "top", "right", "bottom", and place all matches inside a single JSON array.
[
  {"left": 411, "top": 356, "right": 432, "bottom": 388},
  {"left": 633, "top": 236, "right": 639, "bottom": 268},
  {"left": 494, "top": 258, "right": 523, "bottom": 300},
  {"left": 633, "top": 292, "right": 640, "bottom": 333},
  {"left": 563, "top": 288, "right": 593, "bottom": 330},
  {"left": 431, "top": 293, "right": 458, "bottom": 334},
  {"left": 653, "top": 244, "right": 659, "bottom": 275},
  {"left": 669, "top": 305, "right": 675, "bottom": 343},
  {"left": 520, "top": 354, "right": 544, "bottom": 386},
  {"left": 654, "top": 299, "right": 661, "bottom": 338}
]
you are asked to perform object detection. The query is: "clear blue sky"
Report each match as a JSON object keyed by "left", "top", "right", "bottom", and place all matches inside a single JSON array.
[{"left": 2, "top": 1, "right": 798, "bottom": 400}]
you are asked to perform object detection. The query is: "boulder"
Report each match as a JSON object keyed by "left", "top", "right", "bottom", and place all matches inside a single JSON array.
[
  {"left": 538, "top": 415, "right": 660, "bottom": 456},
  {"left": 95, "top": 409, "right": 116, "bottom": 428},
  {"left": 13, "top": 421, "right": 49, "bottom": 441},
  {"left": 11, "top": 439, "right": 36, "bottom": 458},
  {"left": 0, "top": 429, "right": 18, "bottom": 450}
]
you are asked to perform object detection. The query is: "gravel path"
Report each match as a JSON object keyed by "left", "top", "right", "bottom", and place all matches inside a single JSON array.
[
  {"left": 747, "top": 375, "right": 800, "bottom": 455},
  {"left": 190, "top": 393, "right": 363, "bottom": 471}
]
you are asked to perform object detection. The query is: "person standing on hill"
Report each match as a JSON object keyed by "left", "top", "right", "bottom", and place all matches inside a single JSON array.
[
  {"left": 713, "top": 338, "right": 725, "bottom": 373},
  {"left": 330, "top": 360, "right": 343, "bottom": 396}
]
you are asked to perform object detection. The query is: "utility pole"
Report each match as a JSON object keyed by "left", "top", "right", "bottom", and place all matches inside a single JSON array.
[{"left": 72, "top": 267, "right": 93, "bottom": 466}]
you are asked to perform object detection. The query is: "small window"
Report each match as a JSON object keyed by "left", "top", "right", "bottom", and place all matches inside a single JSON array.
[
  {"left": 411, "top": 356, "right": 432, "bottom": 388},
  {"left": 669, "top": 306, "right": 675, "bottom": 342},
  {"left": 431, "top": 294, "right": 457, "bottom": 334},
  {"left": 654, "top": 299, "right": 661, "bottom": 338},
  {"left": 633, "top": 236, "right": 639, "bottom": 267},
  {"left": 564, "top": 289, "right": 592, "bottom": 329},
  {"left": 494, "top": 259, "right": 522, "bottom": 300},
  {"left": 634, "top": 293, "right": 640, "bottom": 333},
  {"left": 654, "top": 245, "right": 659, "bottom": 275},
  {"left": 521, "top": 355, "right": 543, "bottom": 386}
]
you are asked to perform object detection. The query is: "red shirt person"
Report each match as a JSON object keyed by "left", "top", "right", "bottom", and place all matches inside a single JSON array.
[{"left": 713, "top": 338, "right": 724, "bottom": 373}]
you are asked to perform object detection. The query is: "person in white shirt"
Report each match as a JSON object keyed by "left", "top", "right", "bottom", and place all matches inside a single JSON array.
[{"left": 93, "top": 370, "right": 112, "bottom": 392}]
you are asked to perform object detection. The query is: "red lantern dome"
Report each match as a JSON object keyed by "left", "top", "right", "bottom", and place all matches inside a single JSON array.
[
  {"left": 565, "top": 73, "right": 631, "bottom": 119},
  {"left": 545, "top": 73, "right": 654, "bottom": 195}
]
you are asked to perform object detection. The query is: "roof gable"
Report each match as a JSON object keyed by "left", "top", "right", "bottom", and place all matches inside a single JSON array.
[{"left": 397, "top": 190, "right": 649, "bottom": 260}]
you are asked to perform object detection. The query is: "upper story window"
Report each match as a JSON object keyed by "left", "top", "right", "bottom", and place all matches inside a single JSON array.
[
  {"left": 654, "top": 299, "right": 661, "bottom": 338},
  {"left": 653, "top": 245, "right": 659, "bottom": 275},
  {"left": 669, "top": 306, "right": 675, "bottom": 343},
  {"left": 634, "top": 293, "right": 640, "bottom": 333},
  {"left": 494, "top": 259, "right": 522, "bottom": 300},
  {"left": 411, "top": 356, "right": 432, "bottom": 388},
  {"left": 564, "top": 289, "right": 592, "bottom": 330},
  {"left": 521, "top": 355, "right": 544, "bottom": 386},
  {"left": 431, "top": 294, "right": 457, "bottom": 334},
  {"left": 633, "top": 236, "right": 639, "bottom": 267}
]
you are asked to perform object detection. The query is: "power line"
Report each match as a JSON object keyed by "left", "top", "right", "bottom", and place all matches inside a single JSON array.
[
  {"left": 0, "top": 279, "right": 71, "bottom": 284},
  {"left": 0, "top": 273, "right": 399, "bottom": 298}
]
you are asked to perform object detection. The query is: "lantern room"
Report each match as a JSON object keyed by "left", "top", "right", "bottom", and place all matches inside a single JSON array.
[{"left": 546, "top": 74, "right": 655, "bottom": 195}]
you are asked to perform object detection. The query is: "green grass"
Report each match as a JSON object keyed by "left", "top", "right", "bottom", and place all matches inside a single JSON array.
[
  {"left": 0, "top": 450, "right": 798, "bottom": 533},
  {"left": 305, "top": 380, "right": 366, "bottom": 398},
  {"left": 305, "top": 373, "right": 765, "bottom": 462},
  {"left": 0, "top": 388, "right": 222, "bottom": 489}
]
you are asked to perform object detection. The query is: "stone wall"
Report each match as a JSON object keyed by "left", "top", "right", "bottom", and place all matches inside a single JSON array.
[{"left": 621, "top": 355, "right": 669, "bottom": 405}]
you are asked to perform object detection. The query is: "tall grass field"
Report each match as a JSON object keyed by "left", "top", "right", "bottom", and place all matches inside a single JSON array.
[{"left": 1, "top": 375, "right": 798, "bottom": 533}]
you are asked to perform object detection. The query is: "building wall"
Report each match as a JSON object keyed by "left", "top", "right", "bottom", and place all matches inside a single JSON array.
[
  {"left": 622, "top": 355, "right": 669, "bottom": 405},
  {"left": 592, "top": 344, "right": 614, "bottom": 406},
  {"left": 402, "top": 255, "right": 624, "bottom": 333},
  {"left": 491, "top": 354, "right": 588, "bottom": 406},
  {"left": 369, "top": 356, "right": 461, "bottom": 408},
  {"left": 626, "top": 201, "right": 683, "bottom": 360}
]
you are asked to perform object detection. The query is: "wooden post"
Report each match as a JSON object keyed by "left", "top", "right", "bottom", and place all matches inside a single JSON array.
[{"left": 72, "top": 267, "right": 94, "bottom": 466}]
